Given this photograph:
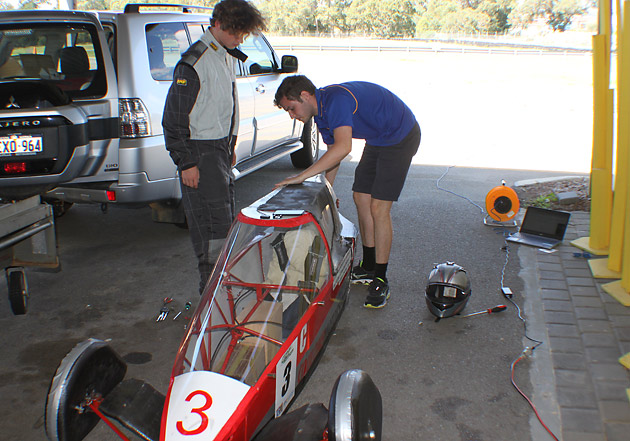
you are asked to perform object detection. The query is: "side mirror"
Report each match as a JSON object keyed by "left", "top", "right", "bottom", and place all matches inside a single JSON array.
[{"left": 281, "top": 55, "right": 298, "bottom": 73}]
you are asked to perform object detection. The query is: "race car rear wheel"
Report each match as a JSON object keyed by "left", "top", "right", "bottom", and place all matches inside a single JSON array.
[
  {"left": 45, "top": 339, "right": 127, "bottom": 441},
  {"left": 328, "top": 369, "right": 382, "bottom": 441}
]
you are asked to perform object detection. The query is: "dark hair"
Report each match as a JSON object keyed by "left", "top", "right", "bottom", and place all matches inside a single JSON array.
[
  {"left": 211, "top": 0, "right": 266, "bottom": 34},
  {"left": 274, "top": 75, "right": 316, "bottom": 107}
]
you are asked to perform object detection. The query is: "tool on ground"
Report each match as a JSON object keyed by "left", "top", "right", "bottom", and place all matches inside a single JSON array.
[
  {"left": 460, "top": 304, "right": 507, "bottom": 318},
  {"left": 573, "top": 251, "right": 592, "bottom": 259},
  {"left": 156, "top": 297, "right": 173, "bottom": 321},
  {"left": 173, "top": 301, "right": 192, "bottom": 321}
]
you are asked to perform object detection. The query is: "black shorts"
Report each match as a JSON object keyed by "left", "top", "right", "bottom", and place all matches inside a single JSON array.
[{"left": 352, "top": 122, "right": 421, "bottom": 201}]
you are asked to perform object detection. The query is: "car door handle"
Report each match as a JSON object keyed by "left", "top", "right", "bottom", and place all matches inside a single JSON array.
[{"left": 255, "top": 84, "right": 266, "bottom": 94}]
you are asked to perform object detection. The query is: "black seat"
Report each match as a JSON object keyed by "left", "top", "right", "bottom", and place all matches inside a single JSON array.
[{"left": 59, "top": 46, "right": 89, "bottom": 75}]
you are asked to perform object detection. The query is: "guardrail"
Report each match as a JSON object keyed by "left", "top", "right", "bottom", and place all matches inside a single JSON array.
[{"left": 272, "top": 43, "right": 590, "bottom": 56}]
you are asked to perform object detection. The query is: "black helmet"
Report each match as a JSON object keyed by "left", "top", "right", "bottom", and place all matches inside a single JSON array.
[{"left": 425, "top": 262, "right": 471, "bottom": 318}]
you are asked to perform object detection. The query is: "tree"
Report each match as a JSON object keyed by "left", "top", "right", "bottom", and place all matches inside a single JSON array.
[
  {"left": 75, "top": 0, "right": 108, "bottom": 9},
  {"left": 416, "top": 0, "right": 490, "bottom": 34},
  {"left": 19, "top": 0, "right": 47, "bottom": 9},
  {"left": 545, "top": 0, "right": 585, "bottom": 31},
  {"left": 256, "top": 0, "right": 317, "bottom": 34},
  {"left": 479, "top": 0, "right": 514, "bottom": 33},
  {"left": 316, "top": 0, "right": 351, "bottom": 34},
  {"left": 0, "top": 0, "right": 15, "bottom": 9},
  {"left": 509, "top": 0, "right": 585, "bottom": 32},
  {"left": 416, "top": 0, "right": 458, "bottom": 33},
  {"left": 346, "top": 0, "right": 417, "bottom": 38}
]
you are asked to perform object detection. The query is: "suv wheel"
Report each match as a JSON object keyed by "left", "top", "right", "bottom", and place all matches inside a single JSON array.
[{"left": 291, "top": 118, "right": 319, "bottom": 168}]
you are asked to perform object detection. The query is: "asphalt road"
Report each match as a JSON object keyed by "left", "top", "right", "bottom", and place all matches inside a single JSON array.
[
  {"left": 0, "top": 48, "right": 592, "bottom": 440},
  {"left": 0, "top": 154, "right": 583, "bottom": 441}
]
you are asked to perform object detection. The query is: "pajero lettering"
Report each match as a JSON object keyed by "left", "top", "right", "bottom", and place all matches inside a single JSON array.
[{"left": 0, "top": 120, "right": 41, "bottom": 128}]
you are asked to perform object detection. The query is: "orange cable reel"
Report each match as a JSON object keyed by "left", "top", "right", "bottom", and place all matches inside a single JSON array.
[{"left": 485, "top": 182, "right": 520, "bottom": 222}]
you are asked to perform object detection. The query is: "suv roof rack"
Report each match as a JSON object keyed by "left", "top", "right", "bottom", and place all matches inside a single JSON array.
[{"left": 123, "top": 3, "right": 213, "bottom": 14}]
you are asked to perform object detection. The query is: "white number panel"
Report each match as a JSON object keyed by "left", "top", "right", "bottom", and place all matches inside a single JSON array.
[
  {"left": 275, "top": 338, "right": 297, "bottom": 417},
  {"left": 165, "top": 371, "right": 250, "bottom": 440}
]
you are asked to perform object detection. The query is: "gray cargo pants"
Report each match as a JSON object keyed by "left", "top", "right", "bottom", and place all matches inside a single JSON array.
[{"left": 180, "top": 137, "right": 235, "bottom": 294}]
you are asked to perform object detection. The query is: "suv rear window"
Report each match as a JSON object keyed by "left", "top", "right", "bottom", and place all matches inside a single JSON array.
[
  {"left": 0, "top": 23, "right": 107, "bottom": 98},
  {"left": 145, "top": 22, "right": 191, "bottom": 81}
]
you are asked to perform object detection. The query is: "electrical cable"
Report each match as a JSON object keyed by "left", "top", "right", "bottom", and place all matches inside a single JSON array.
[
  {"left": 436, "top": 166, "right": 559, "bottom": 440},
  {"left": 498, "top": 237, "right": 543, "bottom": 348},
  {"left": 499, "top": 223, "right": 558, "bottom": 440},
  {"left": 511, "top": 353, "right": 560, "bottom": 441},
  {"left": 436, "top": 166, "right": 485, "bottom": 215}
]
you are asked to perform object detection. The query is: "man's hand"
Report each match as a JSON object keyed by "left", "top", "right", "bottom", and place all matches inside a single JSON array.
[
  {"left": 274, "top": 173, "right": 305, "bottom": 189},
  {"left": 230, "top": 136, "right": 238, "bottom": 167},
  {"left": 181, "top": 166, "right": 200, "bottom": 188},
  {"left": 273, "top": 126, "right": 352, "bottom": 190}
]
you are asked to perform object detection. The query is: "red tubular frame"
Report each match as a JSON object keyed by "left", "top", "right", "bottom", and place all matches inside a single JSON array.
[{"left": 87, "top": 398, "right": 131, "bottom": 441}]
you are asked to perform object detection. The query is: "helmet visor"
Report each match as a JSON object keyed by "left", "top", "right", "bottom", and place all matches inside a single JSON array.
[{"left": 426, "top": 284, "right": 466, "bottom": 306}]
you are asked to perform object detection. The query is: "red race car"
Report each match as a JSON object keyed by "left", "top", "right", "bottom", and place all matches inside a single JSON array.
[{"left": 45, "top": 177, "right": 382, "bottom": 441}]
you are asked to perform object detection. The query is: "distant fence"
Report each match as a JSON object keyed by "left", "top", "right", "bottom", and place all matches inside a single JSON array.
[{"left": 271, "top": 43, "right": 591, "bottom": 56}]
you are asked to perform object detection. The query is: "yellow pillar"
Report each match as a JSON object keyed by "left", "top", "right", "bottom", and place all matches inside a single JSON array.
[
  {"left": 603, "top": 0, "right": 630, "bottom": 304},
  {"left": 574, "top": 1, "right": 617, "bottom": 277},
  {"left": 607, "top": 0, "right": 630, "bottom": 274},
  {"left": 574, "top": 34, "right": 614, "bottom": 258}
]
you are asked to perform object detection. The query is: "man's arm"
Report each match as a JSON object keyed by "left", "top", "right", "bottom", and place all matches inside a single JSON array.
[
  {"left": 162, "top": 63, "right": 201, "bottom": 187},
  {"left": 275, "top": 125, "right": 352, "bottom": 188},
  {"left": 325, "top": 163, "right": 341, "bottom": 185}
]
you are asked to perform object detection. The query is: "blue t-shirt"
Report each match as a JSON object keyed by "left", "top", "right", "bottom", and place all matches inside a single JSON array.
[{"left": 314, "top": 81, "right": 416, "bottom": 147}]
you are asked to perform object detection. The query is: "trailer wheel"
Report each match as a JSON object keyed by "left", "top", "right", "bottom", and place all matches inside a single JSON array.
[
  {"left": 328, "top": 369, "right": 382, "bottom": 441},
  {"left": 45, "top": 339, "right": 127, "bottom": 441},
  {"left": 7, "top": 268, "right": 28, "bottom": 315},
  {"left": 42, "top": 198, "right": 74, "bottom": 218}
]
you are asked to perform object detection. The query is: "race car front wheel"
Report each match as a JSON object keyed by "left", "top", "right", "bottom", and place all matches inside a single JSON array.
[{"left": 45, "top": 339, "right": 127, "bottom": 441}]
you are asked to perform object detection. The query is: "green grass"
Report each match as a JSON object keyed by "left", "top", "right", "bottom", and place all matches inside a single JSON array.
[{"left": 528, "top": 193, "right": 558, "bottom": 209}]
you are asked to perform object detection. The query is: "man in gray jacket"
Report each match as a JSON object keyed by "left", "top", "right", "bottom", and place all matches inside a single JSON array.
[{"left": 163, "top": 0, "right": 265, "bottom": 294}]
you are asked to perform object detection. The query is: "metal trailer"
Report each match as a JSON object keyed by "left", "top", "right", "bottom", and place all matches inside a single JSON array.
[{"left": 0, "top": 195, "right": 58, "bottom": 315}]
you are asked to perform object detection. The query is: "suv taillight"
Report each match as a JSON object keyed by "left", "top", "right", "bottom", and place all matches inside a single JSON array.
[
  {"left": 4, "top": 162, "right": 27, "bottom": 174},
  {"left": 119, "top": 98, "right": 151, "bottom": 138}
]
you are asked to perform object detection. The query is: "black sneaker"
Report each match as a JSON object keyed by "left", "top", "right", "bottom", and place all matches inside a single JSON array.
[
  {"left": 351, "top": 262, "right": 374, "bottom": 284},
  {"left": 364, "top": 277, "right": 390, "bottom": 309}
]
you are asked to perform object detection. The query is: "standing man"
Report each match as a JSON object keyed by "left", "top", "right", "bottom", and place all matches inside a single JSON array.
[
  {"left": 274, "top": 76, "right": 420, "bottom": 309},
  {"left": 163, "top": 0, "right": 265, "bottom": 294}
]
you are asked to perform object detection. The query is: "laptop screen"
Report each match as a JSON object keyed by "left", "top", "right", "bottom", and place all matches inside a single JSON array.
[{"left": 520, "top": 207, "right": 570, "bottom": 239}]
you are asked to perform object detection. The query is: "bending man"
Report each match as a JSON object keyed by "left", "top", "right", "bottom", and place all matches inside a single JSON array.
[{"left": 274, "top": 76, "right": 420, "bottom": 309}]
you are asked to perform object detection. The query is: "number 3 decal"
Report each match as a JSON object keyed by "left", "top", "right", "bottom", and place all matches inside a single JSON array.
[
  {"left": 281, "top": 361, "right": 292, "bottom": 396},
  {"left": 176, "top": 390, "right": 213, "bottom": 436}
]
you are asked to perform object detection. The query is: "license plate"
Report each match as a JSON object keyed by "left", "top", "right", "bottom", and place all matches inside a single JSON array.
[{"left": 0, "top": 135, "right": 43, "bottom": 156}]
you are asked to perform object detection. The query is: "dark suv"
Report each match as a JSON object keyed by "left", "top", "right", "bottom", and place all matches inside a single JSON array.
[{"left": 0, "top": 4, "right": 318, "bottom": 222}]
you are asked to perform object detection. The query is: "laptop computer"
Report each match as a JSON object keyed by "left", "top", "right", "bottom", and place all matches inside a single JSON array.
[{"left": 506, "top": 206, "right": 571, "bottom": 249}]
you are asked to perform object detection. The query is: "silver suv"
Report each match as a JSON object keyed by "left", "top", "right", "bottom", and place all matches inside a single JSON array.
[{"left": 0, "top": 4, "right": 318, "bottom": 222}]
